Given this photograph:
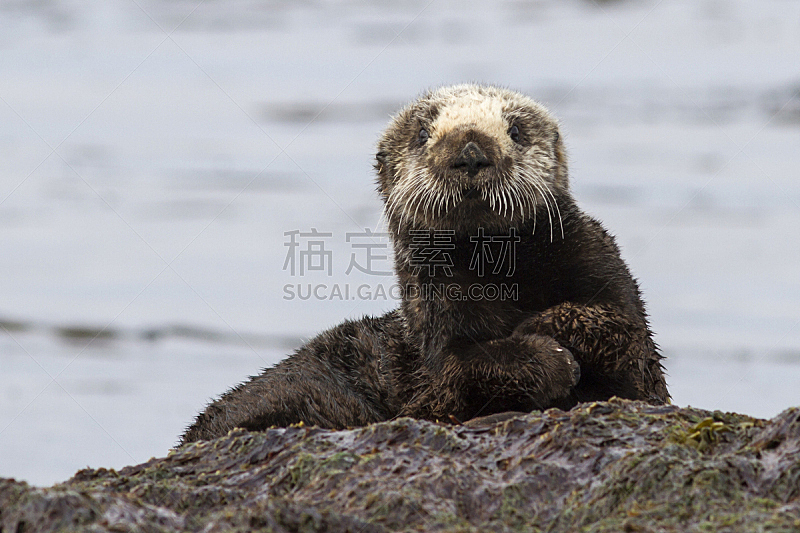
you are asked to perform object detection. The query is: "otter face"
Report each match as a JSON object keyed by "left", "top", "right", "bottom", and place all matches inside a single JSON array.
[{"left": 376, "top": 84, "right": 569, "bottom": 234}]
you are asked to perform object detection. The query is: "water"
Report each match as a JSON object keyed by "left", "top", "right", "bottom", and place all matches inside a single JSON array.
[{"left": 2, "top": 0, "right": 799, "bottom": 486}]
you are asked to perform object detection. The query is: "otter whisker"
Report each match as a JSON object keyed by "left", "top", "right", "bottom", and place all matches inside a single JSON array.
[
  {"left": 433, "top": 186, "right": 445, "bottom": 217},
  {"left": 542, "top": 181, "right": 565, "bottom": 240},
  {"left": 518, "top": 158, "right": 557, "bottom": 241},
  {"left": 411, "top": 190, "right": 426, "bottom": 226},
  {"left": 523, "top": 181, "right": 538, "bottom": 222},
  {"left": 528, "top": 178, "right": 553, "bottom": 241},
  {"left": 445, "top": 186, "right": 458, "bottom": 215},
  {"left": 422, "top": 188, "right": 435, "bottom": 219},
  {"left": 511, "top": 175, "right": 535, "bottom": 224},
  {"left": 402, "top": 165, "right": 427, "bottom": 226},
  {"left": 531, "top": 174, "right": 556, "bottom": 242},
  {"left": 487, "top": 184, "right": 498, "bottom": 212}
]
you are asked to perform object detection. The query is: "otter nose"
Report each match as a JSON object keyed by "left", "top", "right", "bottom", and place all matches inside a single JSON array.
[{"left": 452, "top": 142, "right": 491, "bottom": 174}]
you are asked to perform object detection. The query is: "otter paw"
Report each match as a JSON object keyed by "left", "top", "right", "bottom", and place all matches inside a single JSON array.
[
  {"left": 518, "top": 334, "right": 580, "bottom": 392},
  {"left": 562, "top": 346, "right": 581, "bottom": 386}
]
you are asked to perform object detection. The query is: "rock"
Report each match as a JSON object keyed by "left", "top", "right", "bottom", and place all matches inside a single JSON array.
[{"left": 3, "top": 399, "right": 800, "bottom": 532}]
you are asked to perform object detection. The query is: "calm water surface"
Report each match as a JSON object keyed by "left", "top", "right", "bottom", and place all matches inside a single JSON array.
[{"left": 1, "top": 0, "right": 799, "bottom": 485}]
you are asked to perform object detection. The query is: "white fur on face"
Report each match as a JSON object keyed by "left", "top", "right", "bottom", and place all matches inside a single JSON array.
[{"left": 431, "top": 95, "right": 510, "bottom": 145}]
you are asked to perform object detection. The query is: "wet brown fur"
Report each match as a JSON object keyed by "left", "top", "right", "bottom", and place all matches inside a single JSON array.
[{"left": 181, "top": 85, "right": 669, "bottom": 444}]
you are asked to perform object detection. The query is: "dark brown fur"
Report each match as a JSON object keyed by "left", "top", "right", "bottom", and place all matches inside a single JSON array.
[{"left": 181, "top": 85, "right": 668, "bottom": 444}]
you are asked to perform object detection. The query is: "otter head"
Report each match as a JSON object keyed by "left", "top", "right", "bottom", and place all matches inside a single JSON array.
[{"left": 376, "top": 84, "right": 569, "bottom": 235}]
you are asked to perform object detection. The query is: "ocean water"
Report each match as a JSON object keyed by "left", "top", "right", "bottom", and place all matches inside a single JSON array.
[{"left": 1, "top": 0, "right": 799, "bottom": 486}]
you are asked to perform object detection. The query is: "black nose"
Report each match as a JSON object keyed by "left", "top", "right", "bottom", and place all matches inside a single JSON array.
[{"left": 452, "top": 142, "right": 491, "bottom": 174}]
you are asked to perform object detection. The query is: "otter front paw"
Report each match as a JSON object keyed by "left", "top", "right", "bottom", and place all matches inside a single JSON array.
[
  {"left": 402, "top": 334, "right": 581, "bottom": 422},
  {"left": 459, "top": 334, "right": 580, "bottom": 417},
  {"left": 517, "top": 334, "right": 580, "bottom": 394}
]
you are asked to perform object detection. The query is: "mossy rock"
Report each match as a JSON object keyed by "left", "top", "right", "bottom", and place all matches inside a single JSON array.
[{"left": 3, "top": 399, "right": 800, "bottom": 532}]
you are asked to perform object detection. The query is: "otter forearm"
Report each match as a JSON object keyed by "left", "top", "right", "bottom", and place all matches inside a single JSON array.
[
  {"left": 513, "top": 303, "right": 669, "bottom": 404},
  {"left": 401, "top": 333, "right": 579, "bottom": 422}
]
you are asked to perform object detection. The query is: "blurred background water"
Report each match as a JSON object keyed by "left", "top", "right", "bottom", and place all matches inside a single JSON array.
[{"left": 1, "top": 0, "right": 799, "bottom": 486}]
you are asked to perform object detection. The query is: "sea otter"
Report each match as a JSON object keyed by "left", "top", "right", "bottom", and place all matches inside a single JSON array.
[{"left": 180, "top": 84, "right": 669, "bottom": 444}]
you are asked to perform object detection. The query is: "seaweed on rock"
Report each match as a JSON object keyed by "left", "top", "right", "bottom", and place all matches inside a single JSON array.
[{"left": 3, "top": 399, "right": 800, "bottom": 532}]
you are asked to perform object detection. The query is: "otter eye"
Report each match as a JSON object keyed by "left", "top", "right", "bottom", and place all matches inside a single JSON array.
[
  {"left": 418, "top": 128, "right": 429, "bottom": 145},
  {"left": 554, "top": 131, "right": 560, "bottom": 143},
  {"left": 508, "top": 125, "right": 520, "bottom": 143}
]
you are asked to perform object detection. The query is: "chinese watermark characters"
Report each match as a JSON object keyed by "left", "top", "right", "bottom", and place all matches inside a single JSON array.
[{"left": 282, "top": 227, "right": 520, "bottom": 301}]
